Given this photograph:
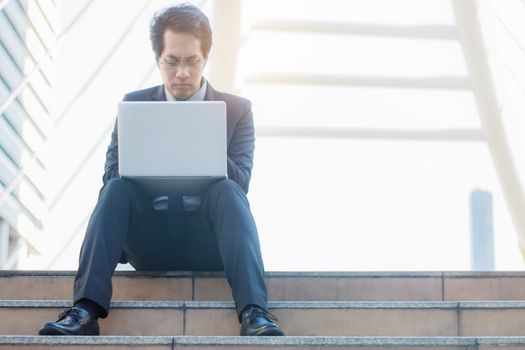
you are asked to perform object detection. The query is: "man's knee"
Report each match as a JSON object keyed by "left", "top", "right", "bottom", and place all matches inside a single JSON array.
[
  {"left": 206, "top": 179, "right": 245, "bottom": 202},
  {"left": 99, "top": 178, "right": 140, "bottom": 202}
]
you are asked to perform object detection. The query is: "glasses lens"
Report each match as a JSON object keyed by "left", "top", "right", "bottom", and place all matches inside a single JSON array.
[{"left": 162, "top": 58, "right": 201, "bottom": 70}]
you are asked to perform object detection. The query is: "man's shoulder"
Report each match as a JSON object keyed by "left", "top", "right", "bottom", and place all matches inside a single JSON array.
[
  {"left": 208, "top": 87, "right": 251, "bottom": 114},
  {"left": 122, "top": 85, "right": 162, "bottom": 101}
]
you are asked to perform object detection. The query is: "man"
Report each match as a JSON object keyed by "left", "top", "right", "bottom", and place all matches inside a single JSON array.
[{"left": 38, "top": 3, "right": 284, "bottom": 337}]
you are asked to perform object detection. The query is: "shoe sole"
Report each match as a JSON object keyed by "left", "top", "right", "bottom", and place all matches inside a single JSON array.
[
  {"left": 256, "top": 329, "right": 285, "bottom": 336},
  {"left": 241, "top": 326, "right": 285, "bottom": 336},
  {"left": 38, "top": 325, "right": 99, "bottom": 336}
]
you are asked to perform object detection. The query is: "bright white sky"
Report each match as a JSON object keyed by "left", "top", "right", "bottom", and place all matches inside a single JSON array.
[{"left": 29, "top": 0, "right": 525, "bottom": 271}]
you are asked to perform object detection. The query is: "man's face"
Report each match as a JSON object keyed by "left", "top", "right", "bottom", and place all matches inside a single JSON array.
[{"left": 158, "top": 30, "right": 205, "bottom": 100}]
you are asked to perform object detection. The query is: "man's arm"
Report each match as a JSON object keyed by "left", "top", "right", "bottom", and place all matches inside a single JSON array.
[
  {"left": 227, "top": 101, "right": 255, "bottom": 193},
  {"left": 102, "top": 119, "right": 119, "bottom": 185},
  {"left": 103, "top": 89, "right": 155, "bottom": 185}
]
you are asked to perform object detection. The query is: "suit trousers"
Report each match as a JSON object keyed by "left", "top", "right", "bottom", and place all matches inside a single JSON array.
[{"left": 73, "top": 177, "right": 268, "bottom": 320}]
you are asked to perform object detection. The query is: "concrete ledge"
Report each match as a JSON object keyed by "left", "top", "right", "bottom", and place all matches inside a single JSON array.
[
  {"left": 476, "top": 337, "right": 525, "bottom": 346},
  {"left": 0, "top": 300, "right": 463, "bottom": 309},
  {"left": 0, "top": 270, "right": 193, "bottom": 277},
  {"left": 0, "top": 336, "right": 508, "bottom": 346},
  {"left": 444, "top": 272, "right": 525, "bottom": 278},
  {"left": 4, "top": 270, "right": 525, "bottom": 278},
  {"left": 7, "top": 300, "right": 525, "bottom": 310},
  {"left": 3, "top": 336, "right": 525, "bottom": 346},
  {"left": 0, "top": 336, "right": 173, "bottom": 345},
  {"left": 0, "top": 271, "right": 445, "bottom": 278},
  {"left": 459, "top": 301, "right": 525, "bottom": 308}
]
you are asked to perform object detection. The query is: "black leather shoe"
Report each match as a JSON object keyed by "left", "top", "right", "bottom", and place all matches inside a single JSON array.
[
  {"left": 38, "top": 307, "right": 100, "bottom": 335},
  {"left": 240, "top": 306, "right": 285, "bottom": 336}
]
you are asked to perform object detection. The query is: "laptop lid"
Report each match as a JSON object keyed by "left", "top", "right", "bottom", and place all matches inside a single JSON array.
[{"left": 117, "top": 101, "right": 227, "bottom": 178}]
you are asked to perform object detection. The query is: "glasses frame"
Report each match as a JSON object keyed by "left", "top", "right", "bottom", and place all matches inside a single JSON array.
[{"left": 159, "top": 57, "right": 204, "bottom": 71}]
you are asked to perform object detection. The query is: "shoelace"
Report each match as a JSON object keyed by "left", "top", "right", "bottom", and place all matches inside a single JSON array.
[
  {"left": 57, "top": 308, "right": 75, "bottom": 321},
  {"left": 247, "top": 307, "right": 279, "bottom": 323}
]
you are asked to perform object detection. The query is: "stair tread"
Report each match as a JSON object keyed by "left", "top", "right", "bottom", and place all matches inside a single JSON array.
[
  {"left": 4, "top": 299, "right": 525, "bottom": 309},
  {"left": 3, "top": 270, "right": 525, "bottom": 277},
  {"left": 3, "top": 336, "right": 525, "bottom": 346}
]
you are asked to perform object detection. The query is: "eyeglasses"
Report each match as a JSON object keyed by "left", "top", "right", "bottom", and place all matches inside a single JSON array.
[{"left": 160, "top": 57, "right": 203, "bottom": 71}]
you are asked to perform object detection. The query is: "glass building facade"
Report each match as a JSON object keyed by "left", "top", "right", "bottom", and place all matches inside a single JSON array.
[{"left": 0, "top": 0, "right": 58, "bottom": 268}]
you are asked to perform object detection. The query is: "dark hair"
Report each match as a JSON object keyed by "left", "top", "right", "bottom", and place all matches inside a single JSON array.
[{"left": 150, "top": 3, "right": 212, "bottom": 60}]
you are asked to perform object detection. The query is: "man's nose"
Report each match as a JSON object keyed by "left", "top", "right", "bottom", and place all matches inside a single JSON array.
[{"left": 175, "top": 66, "right": 191, "bottom": 79}]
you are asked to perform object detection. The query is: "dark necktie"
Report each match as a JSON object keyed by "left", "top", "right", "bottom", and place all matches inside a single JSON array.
[{"left": 167, "top": 195, "right": 184, "bottom": 240}]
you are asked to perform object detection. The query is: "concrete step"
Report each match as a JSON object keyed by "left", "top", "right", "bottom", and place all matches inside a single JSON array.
[
  {"left": 3, "top": 271, "right": 525, "bottom": 302},
  {"left": 4, "top": 300, "right": 525, "bottom": 336},
  {"left": 2, "top": 336, "right": 525, "bottom": 349}
]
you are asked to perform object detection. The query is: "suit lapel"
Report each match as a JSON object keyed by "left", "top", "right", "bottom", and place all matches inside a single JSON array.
[
  {"left": 204, "top": 82, "right": 216, "bottom": 101},
  {"left": 152, "top": 85, "right": 166, "bottom": 101},
  {"left": 204, "top": 83, "right": 234, "bottom": 144}
]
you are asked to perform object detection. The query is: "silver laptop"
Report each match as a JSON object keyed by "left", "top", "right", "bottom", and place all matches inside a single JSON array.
[{"left": 118, "top": 101, "right": 227, "bottom": 196}]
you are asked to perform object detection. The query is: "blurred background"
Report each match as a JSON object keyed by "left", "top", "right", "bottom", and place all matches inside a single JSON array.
[{"left": 1, "top": 0, "right": 525, "bottom": 271}]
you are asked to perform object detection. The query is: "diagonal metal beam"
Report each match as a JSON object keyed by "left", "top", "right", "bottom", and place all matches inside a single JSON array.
[
  {"left": 0, "top": 0, "right": 10, "bottom": 11},
  {"left": 453, "top": 0, "right": 525, "bottom": 259},
  {"left": 33, "top": 0, "right": 57, "bottom": 36},
  {"left": 502, "top": 62, "right": 525, "bottom": 99},
  {"left": 13, "top": 0, "right": 56, "bottom": 65},
  {"left": 45, "top": 207, "right": 90, "bottom": 269},
  {"left": 52, "top": 1, "right": 154, "bottom": 128},
  {"left": 48, "top": 63, "right": 157, "bottom": 210},
  {"left": 493, "top": 11, "right": 525, "bottom": 60}
]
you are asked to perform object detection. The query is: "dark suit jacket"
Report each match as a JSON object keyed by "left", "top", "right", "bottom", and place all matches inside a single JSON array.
[{"left": 102, "top": 83, "right": 255, "bottom": 193}]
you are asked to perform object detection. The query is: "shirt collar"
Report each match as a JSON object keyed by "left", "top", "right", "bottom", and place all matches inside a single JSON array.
[{"left": 164, "top": 78, "right": 207, "bottom": 102}]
